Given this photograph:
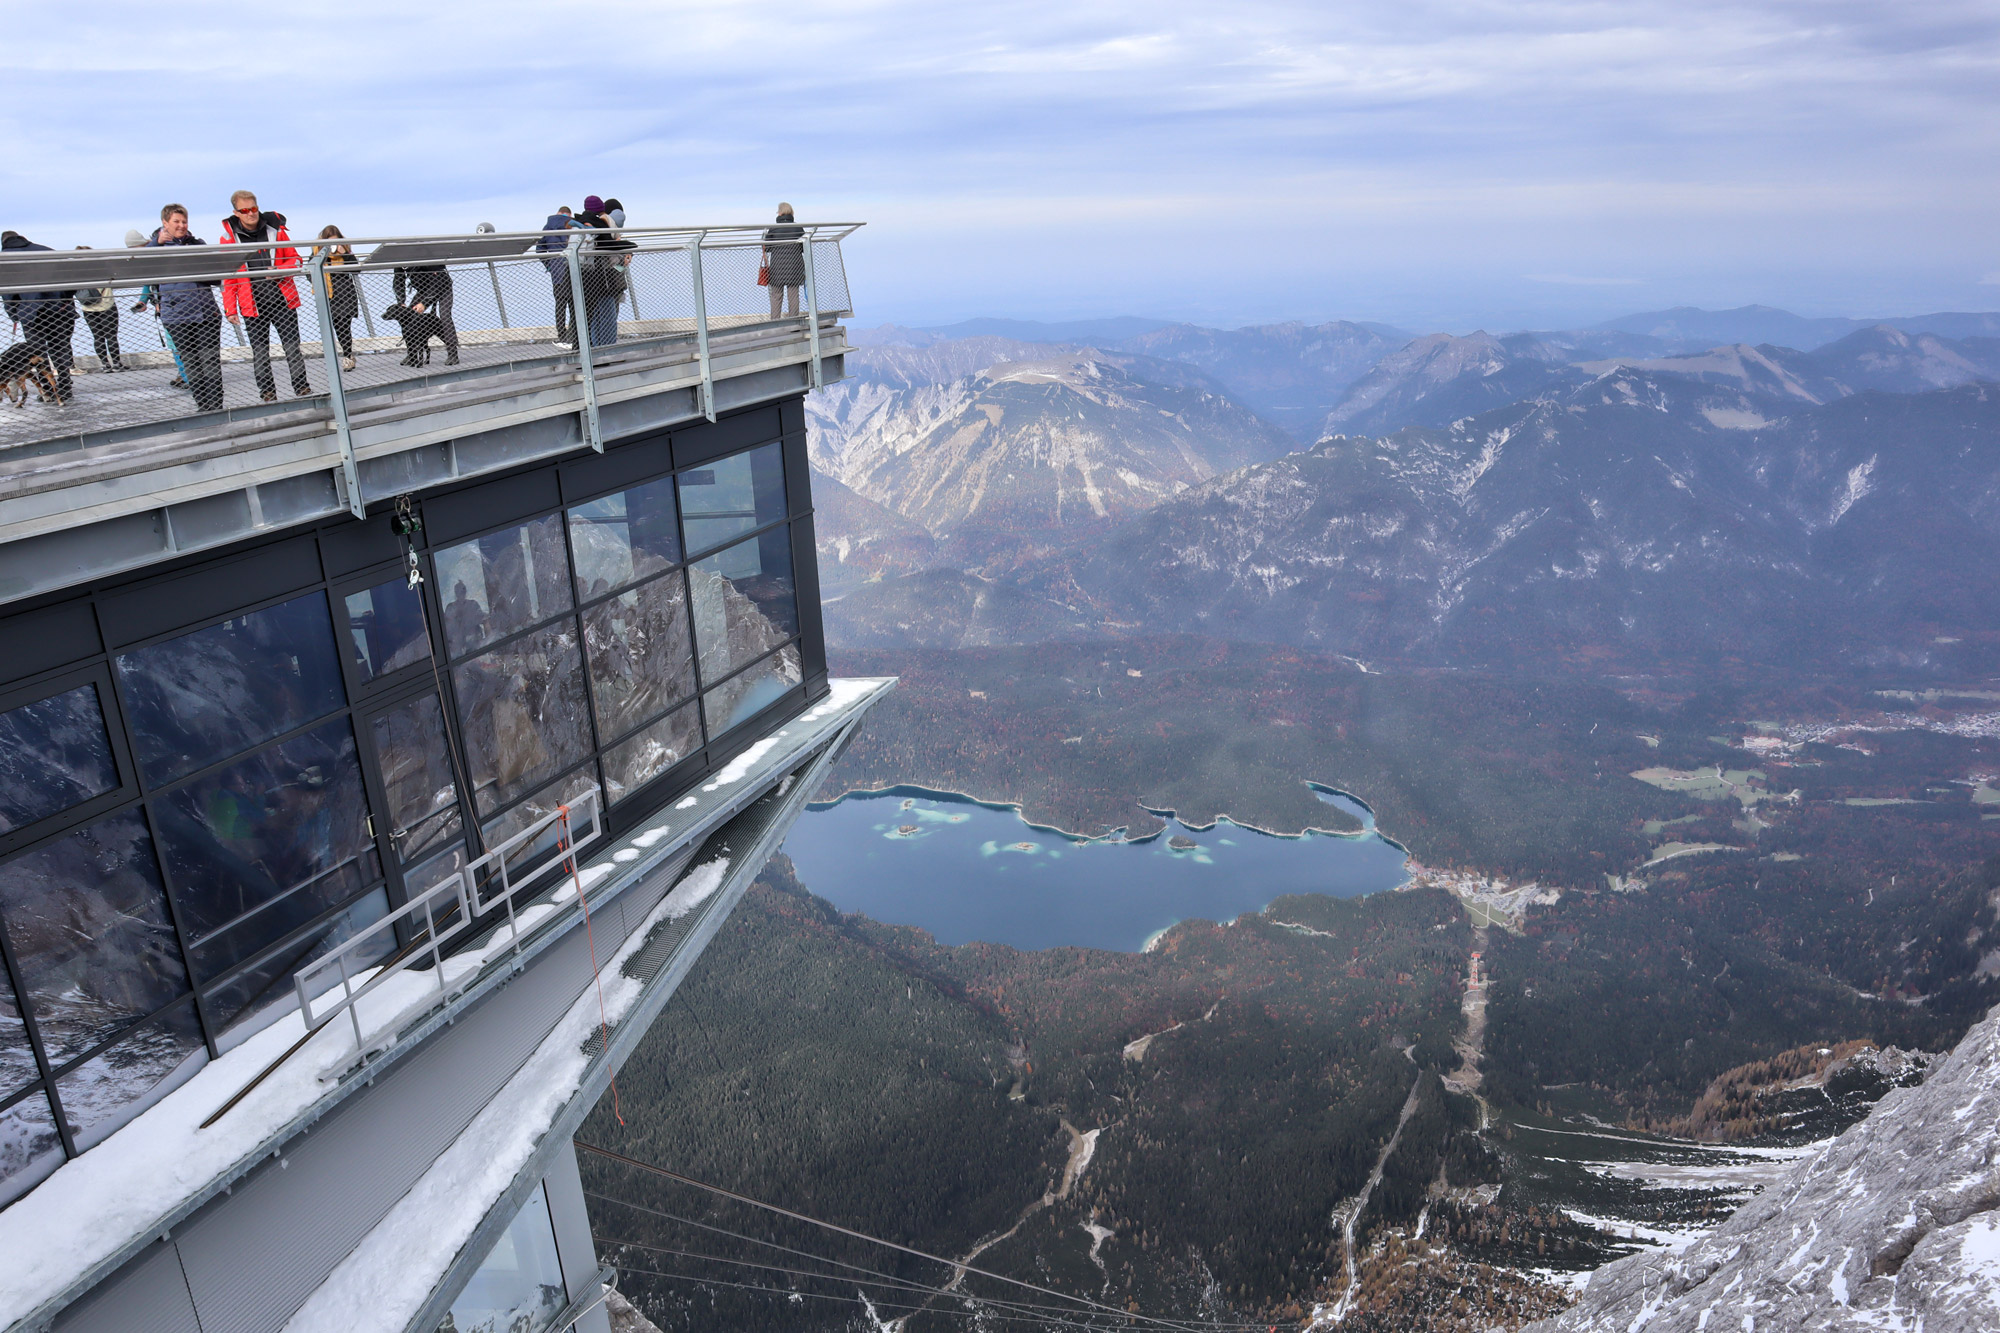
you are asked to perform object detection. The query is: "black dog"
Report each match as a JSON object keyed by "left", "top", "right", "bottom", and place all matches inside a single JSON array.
[
  {"left": 0, "top": 343, "right": 59, "bottom": 407},
  {"left": 380, "top": 303, "right": 447, "bottom": 367}
]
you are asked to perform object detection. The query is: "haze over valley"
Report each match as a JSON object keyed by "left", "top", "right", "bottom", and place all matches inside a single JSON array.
[{"left": 589, "top": 299, "right": 2000, "bottom": 1332}]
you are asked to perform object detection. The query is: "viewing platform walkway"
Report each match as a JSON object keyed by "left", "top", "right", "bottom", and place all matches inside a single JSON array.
[{"left": 0, "top": 222, "right": 857, "bottom": 605}]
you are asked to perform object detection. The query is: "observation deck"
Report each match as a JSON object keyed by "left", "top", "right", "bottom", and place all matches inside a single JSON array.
[
  {"left": 0, "top": 219, "right": 888, "bottom": 1333},
  {"left": 0, "top": 222, "right": 859, "bottom": 606}
]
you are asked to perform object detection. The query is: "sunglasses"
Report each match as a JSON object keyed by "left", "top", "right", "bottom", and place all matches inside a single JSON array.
[{"left": 235, "top": 205, "right": 259, "bottom": 215}]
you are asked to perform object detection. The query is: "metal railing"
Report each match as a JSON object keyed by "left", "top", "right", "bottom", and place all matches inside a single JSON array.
[
  {"left": 294, "top": 786, "right": 606, "bottom": 1049},
  {"left": 0, "top": 222, "right": 860, "bottom": 497}
]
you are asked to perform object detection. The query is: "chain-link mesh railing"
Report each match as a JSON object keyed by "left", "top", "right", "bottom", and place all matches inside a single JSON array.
[{"left": 0, "top": 222, "right": 859, "bottom": 457}]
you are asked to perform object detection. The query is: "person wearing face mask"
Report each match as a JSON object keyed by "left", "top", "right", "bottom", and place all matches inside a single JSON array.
[
  {"left": 141, "top": 204, "right": 225, "bottom": 412},
  {"left": 762, "top": 203, "right": 805, "bottom": 320},
  {"left": 218, "top": 190, "right": 312, "bottom": 401}
]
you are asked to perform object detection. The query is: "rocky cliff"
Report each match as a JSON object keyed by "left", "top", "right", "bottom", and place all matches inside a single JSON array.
[{"left": 1526, "top": 1002, "right": 2000, "bottom": 1333}]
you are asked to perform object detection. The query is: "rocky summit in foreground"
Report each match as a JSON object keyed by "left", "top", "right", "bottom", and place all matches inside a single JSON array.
[{"left": 1527, "top": 1003, "right": 2000, "bottom": 1333}]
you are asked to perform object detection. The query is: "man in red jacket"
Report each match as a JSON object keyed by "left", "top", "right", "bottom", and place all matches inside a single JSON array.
[{"left": 219, "top": 190, "right": 311, "bottom": 402}]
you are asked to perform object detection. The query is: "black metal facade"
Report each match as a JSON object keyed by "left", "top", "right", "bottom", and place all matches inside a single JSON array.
[{"left": 0, "top": 396, "right": 826, "bottom": 1206}]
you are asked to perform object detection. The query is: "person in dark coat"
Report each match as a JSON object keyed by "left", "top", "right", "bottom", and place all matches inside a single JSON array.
[
  {"left": 141, "top": 205, "right": 225, "bottom": 412},
  {"left": 537, "top": 206, "right": 577, "bottom": 347},
  {"left": 392, "top": 260, "right": 459, "bottom": 365},
  {"left": 218, "top": 191, "right": 312, "bottom": 401},
  {"left": 575, "top": 196, "right": 632, "bottom": 349},
  {"left": 314, "top": 225, "right": 360, "bottom": 371},
  {"left": 73, "top": 248, "right": 125, "bottom": 372},
  {"left": 127, "top": 227, "right": 189, "bottom": 388},
  {"left": 762, "top": 203, "right": 806, "bottom": 320},
  {"left": 1, "top": 230, "right": 78, "bottom": 403}
]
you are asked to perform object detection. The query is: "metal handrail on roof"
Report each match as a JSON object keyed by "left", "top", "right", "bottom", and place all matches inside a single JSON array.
[
  {"left": 0, "top": 222, "right": 864, "bottom": 295},
  {"left": 0, "top": 219, "right": 859, "bottom": 564},
  {"left": 294, "top": 786, "right": 606, "bottom": 1050}
]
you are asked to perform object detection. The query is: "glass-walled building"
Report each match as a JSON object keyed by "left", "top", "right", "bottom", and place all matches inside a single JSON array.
[
  {"left": 0, "top": 401, "right": 827, "bottom": 1209},
  {"left": 0, "top": 221, "right": 889, "bottom": 1333}
]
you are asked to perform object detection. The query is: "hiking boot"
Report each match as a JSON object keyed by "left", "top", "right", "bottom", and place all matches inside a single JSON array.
[
  {"left": 261, "top": 390, "right": 278, "bottom": 404},
  {"left": 340, "top": 356, "right": 356, "bottom": 371},
  {"left": 169, "top": 376, "right": 187, "bottom": 389},
  {"left": 445, "top": 354, "right": 459, "bottom": 366}
]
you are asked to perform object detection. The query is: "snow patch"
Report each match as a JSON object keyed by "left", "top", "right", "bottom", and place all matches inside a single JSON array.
[
  {"left": 1830, "top": 455, "right": 1877, "bottom": 525},
  {"left": 282, "top": 856, "right": 732, "bottom": 1332},
  {"left": 701, "top": 738, "right": 780, "bottom": 791}
]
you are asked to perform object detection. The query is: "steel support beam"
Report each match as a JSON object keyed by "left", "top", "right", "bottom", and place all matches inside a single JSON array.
[
  {"left": 565, "top": 240, "right": 604, "bottom": 452},
  {"left": 803, "top": 227, "right": 823, "bottom": 391},
  {"left": 690, "top": 231, "right": 717, "bottom": 422},
  {"left": 306, "top": 249, "right": 366, "bottom": 519}
]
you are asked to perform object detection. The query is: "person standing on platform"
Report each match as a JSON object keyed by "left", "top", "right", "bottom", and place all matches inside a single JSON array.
[
  {"left": 575, "top": 196, "right": 631, "bottom": 348},
  {"left": 127, "top": 227, "right": 189, "bottom": 389},
  {"left": 314, "top": 226, "right": 360, "bottom": 371},
  {"left": 73, "top": 249, "right": 125, "bottom": 372},
  {"left": 1, "top": 230, "right": 79, "bottom": 404},
  {"left": 143, "top": 205, "right": 225, "bottom": 412},
  {"left": 538, "top": 205, "right": 577, "bottom": 348},
  {"left": 393, "top": 258, "right": 460, "bottom": 366},
  {"left": 218, "top": 191, "right": 312, "bottom": 401},
  {"left": 762, "top": 203, "right": 805, "bottom": 320}
]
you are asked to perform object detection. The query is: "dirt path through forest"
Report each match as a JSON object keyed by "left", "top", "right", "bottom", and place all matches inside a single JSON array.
[
  {"left": 1444, "top": 923, "right": 1489, "bottom": 1107},
  {"left": 1328, "top": 1052, "right": 1424, "bottom": 1322}
]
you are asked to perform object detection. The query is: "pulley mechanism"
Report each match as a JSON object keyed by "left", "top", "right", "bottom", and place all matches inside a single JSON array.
[{"left": 392, "top": 494, "right": 424, "bottom": 589}]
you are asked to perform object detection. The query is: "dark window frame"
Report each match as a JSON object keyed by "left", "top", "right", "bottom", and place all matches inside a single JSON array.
[
  {"left": 90, "top": 587, "right": 388, "bottom": 1060},
  {"left": 331, "top": 559, "right": 450, "bottom": 701},
  {"left": 576, "top": 570, "right": 703, "bottom": 756},
  {"left": 0, "top": 662, "right": 141, "bottom": 862},
  {"left": 0, "top": 401, "right": 829, "bottom": 1197},
  {"left": 674, "top": 439, "right": 791, "bottom": 563}
]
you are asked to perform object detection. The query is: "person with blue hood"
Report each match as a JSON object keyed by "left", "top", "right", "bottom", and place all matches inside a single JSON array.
[
  {"left": 1, "top": 229, "right": 78, "bottom": 404},
  {"left": 140, "top": 204, "right": 225, "bottom": 412},
  {"left": 537, "top": 205, "right": 578, "bottom": 347}
]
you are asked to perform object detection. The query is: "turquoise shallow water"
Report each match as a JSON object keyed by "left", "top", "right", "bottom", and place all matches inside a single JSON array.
[{"left": 779, "top": 786, "right": 1411, "bottom": 952}]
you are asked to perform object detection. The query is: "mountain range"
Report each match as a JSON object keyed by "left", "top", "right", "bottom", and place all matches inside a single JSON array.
[
  {"left": 754, "top": 302, "right": 2000, "bottom": 1331},
  {"left": 808, "top": 345, "right": 1296, "bottom": 566},
  {"left": 817, "top": 344, "right": 2000, "bottom": 674},
  {"left": 1035, "top": 374, "right": 2000, "bottom": 672}
]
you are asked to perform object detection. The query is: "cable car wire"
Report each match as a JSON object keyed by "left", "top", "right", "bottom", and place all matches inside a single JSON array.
[{"left": 576, "top": 1140, "right": 1284, "bottom": 1332}]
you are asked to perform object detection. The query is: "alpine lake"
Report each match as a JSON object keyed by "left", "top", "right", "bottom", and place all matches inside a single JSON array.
[{"left": 779, "top": 785, "right": 1412, "bottom": 952}]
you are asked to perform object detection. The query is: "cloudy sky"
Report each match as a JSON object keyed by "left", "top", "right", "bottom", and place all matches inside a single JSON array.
[{"left": 7, "top": 1, "right": 1997, "bottom": 330}]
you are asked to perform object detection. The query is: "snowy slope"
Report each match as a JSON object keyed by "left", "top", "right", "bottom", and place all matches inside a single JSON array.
[{"left": 1524, "top": 1003, "right": 2000, "bottom": 1333}]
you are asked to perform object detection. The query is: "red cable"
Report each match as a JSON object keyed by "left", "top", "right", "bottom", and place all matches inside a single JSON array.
[{"left": 562, "top": 804, "right": 623, "bottom": 1126}]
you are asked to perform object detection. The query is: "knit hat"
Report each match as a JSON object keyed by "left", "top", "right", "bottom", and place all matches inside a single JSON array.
[
  {"left": 583, "top": 195, "right": 605, "bottom": 213},
  {"left": 125, "top": 229, "right": 147, "bottom": 248}
]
